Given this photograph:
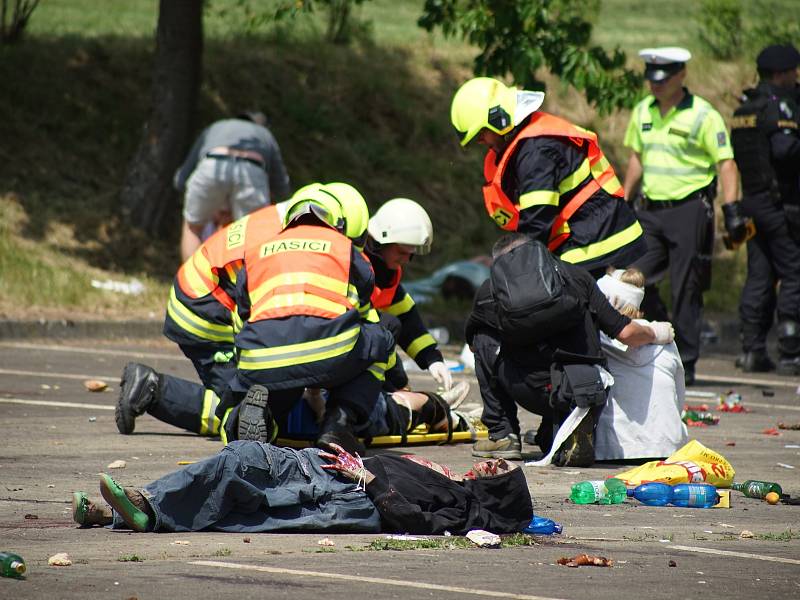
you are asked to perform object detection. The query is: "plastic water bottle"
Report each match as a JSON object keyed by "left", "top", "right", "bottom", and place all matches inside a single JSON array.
[
  {"left": 731, "top": 480, "right": 783, "bottom": 499},
  {"left": 628, "top": 482, "right": 719, "bottom": 508},
  {"left": 522, "top": 515, "right": 563, "bottom": 535},
  {"left": 0, "top": 551, "right": 26, "bottom": 578},
  {"left": 570, "top": 478, "right": 627, "bottom": 505},
  {"left": 671, "top": 483, "right": 720, "bottom": 508},
  {"left": 627, "top": 482, "right": 674, "bottom": 506}
]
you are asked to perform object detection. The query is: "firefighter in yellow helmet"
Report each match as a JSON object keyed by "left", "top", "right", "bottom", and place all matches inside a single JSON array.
[
  {"left": 218, "top": 183, "right": 395, "bottom": 454},
  {"left": 450, "top": 76, "right": 645, "bottom": 277}
]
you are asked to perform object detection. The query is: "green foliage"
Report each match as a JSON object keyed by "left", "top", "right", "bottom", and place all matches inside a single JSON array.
[
  {"left": 212, "top": 548, "right": 232, "bottom": 557},
  {"left": 745, "top": 0, "right": 800, "bottom": 54},
  {"left": 696, "top": 0, "right": 800, "bottom": 61},
  {"left": 697, "top": 0, "right": 742, "bottom": 60},
  {"left": 418, "top": 0, "right": 642, "bottom": 114},
  {"left": 273, "top": 0, "right": 374, "bottom": 44}
]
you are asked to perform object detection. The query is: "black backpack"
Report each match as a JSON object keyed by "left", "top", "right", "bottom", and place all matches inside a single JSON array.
[{"left": 489, "top": 239, "right": 584, "bottom": 344}]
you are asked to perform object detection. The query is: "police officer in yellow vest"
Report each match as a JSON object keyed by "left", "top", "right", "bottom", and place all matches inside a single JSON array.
[
  {"left": 450, "top": 77, "right": 645, "bottom": 277},
  {"left": 623, "top": 47, "right": 746, "bottom": 385}
]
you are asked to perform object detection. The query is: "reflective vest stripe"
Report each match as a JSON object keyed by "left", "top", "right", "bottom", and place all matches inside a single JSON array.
[
  {"left": 385, "top": 293, "right": 415, "bottom": 317},
  {"left": 519, "top": 190, "right": 560, "bottom": 208},
  {"left": 167, "top": 287, "right": 235, "bottom": 343},
  {"left": 558, "top": 159, "right": 591, "bottom": 195},
  {"left": 219, "top": 407, "right": 233, "bottom": 445},
  {"left": 641, "top": 142, "right": 710, "bottom": 157},
  {"left": 238, "top": 326, "right": 360, "bottom": 370},
  {"left": 406, "top": 333, "right": 437, "bottom": 359},
  {"left": 559, "top": 221, "right": 644, "bottom": 264},
  {"left": 363, "top": 307, "right": 380, "bottom": 323},
  {"left": 640, "top": 165, "right": 713, "bottom": 176},
  {"left": 368, "top": 358, "right": 389, "bottom": 382},
  {"left": 199, "top": 389, "right": 221, "bottom": 436},
  {"left": 251, "top": 272, "right": 351, "bottom": 306},
  {"left": 254, "top": 292, "right": 349, "bottom": 319},
  {"left": 179, "top": 251, "right": 217, "bottom": 298}
]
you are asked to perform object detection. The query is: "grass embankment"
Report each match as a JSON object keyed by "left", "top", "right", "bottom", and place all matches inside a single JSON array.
[{"left": 0, "top": 0, "right": 772, "bottom": 324}]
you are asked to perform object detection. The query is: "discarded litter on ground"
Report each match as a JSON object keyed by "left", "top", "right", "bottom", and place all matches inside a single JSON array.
[
  {"left": 613, "top": 440, "right": 734, "bottom": 487},
  {"left": 557, "top": 554, "right": 613, "bottom": 567},
  {"left": 466, "top": 530, "right": 501, "bottom": 548}
]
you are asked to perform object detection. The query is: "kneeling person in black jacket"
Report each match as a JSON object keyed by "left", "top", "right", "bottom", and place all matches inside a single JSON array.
[{"left": 467, "top": 233, "right": 674, "bottom": 464}]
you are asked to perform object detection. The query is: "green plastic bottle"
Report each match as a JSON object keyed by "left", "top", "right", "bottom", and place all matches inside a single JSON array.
[
  {"left": 570, "top": 478, "right": 627, "bottom": 505},
  {"left": 0, "top": 552, "right": 26, "bottom": 579},
  {"left": 731, "top": 480, "right": 783, "bottom": 499}
]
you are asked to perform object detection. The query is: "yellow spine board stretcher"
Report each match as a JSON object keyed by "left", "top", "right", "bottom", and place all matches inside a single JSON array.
[{"left": 276, "top": 415, "right": 489, "bottom": 449}]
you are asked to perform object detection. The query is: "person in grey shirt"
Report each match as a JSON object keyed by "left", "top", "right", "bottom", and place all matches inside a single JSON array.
[{"left": 175, "top": 111, "right": 291, "bottom": 260}]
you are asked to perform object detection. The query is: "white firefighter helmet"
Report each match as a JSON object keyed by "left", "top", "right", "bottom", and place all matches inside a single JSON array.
[{"left": 367, "top": 198, "right": 433, "bottom": 255}]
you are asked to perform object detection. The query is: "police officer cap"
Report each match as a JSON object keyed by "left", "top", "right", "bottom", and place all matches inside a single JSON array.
[
  {"left": 639, "top": 47, "right": 692, "bottom": 82},
  {"left": 756, "top": 44, "right": 800, "bottom": 72}
]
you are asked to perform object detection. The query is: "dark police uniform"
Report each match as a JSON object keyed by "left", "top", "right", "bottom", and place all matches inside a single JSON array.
[{"left": 731, "top": 44, "right": 800, "bottom": 374}]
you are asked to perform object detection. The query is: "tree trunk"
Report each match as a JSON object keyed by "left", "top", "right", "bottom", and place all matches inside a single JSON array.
[{"left": 120, "top": 0, "right": 202, "bottom": 236}]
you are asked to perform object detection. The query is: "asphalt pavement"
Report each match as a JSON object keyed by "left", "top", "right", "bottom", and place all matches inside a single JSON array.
[{"left": 1, "top": 334, "right": 799, "bottom": 599}]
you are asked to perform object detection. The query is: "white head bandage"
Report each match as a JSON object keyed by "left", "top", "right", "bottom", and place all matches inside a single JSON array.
[{"left": 597, "top": 270, "right": 645, "bottom": 310}]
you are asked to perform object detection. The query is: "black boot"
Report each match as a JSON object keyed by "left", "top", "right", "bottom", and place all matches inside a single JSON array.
[
  {"left": 237, "top": 385, "right": 275, "bottom": 443},
  {"left": 316, "top": 406, "right": 365, "bottom": 455},
  {"left": 777, "top": 356, "right": 800, "bottom": 376},
  {"left": 115, "top": 363, "right": 161, "bottom": 434},
  {"left": 735, "top": 350, "right": 775, "bottom": 373}
]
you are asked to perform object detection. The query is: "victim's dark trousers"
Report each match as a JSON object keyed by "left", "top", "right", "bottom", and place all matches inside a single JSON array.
[
  {"left": 739, "top": 192, "right": 800, "bottom": 353},
  {"left": 472, "top": 330, "right": 550, "bottom": 440},
  {"left": 633, "top": 196, "right": 714, "bottom": 367}
]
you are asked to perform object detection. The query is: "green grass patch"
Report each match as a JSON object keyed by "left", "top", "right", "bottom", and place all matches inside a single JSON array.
[
  {"left": 212, "top": 548, "right": 232, "bottom": 557},
  {"left": 117, "top": 554, "right": 144, "bottom": 562},
  {"left": 754, "top": 529, "right": 800, "bottom": 542},
  {"left": 357, "top": 533, "right": 538, "bottom": 551}
]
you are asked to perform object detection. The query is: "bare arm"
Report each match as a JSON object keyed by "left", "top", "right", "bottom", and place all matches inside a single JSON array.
[
  {"left": 616, "top": 321, "right": 655, "bottom": 348},
  {"left": 718, "top": 158, "right": 740, "bottom": 204},
  {"left": 623, "top": 152, "right": 643, "bottom": 202},
  {"left": 180, "top": 220, "right": 205, "bottom": 262}
]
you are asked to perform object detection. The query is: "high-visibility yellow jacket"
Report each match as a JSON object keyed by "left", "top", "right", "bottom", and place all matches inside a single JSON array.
[{"left": 624, "top": 91, "right": 733, "bottom": 201}]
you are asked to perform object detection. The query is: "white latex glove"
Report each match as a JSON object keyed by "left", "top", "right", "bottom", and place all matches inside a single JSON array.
[
  {"left": 427, "top": 361, "right": 453, "bottom": 391},
  {"left": 648, "top": 321, "right": 675, "bottom": 344}
]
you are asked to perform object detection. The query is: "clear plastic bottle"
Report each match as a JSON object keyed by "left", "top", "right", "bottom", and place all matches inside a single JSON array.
[
  {"left": 731, "top": 480, "right": 783, "bottom": 499},
  {"left": 570, "top": 478, "right": 627, "bottom": 505},
  {"left": 0, "top": 552, "right": 26, "bottom": 578}
]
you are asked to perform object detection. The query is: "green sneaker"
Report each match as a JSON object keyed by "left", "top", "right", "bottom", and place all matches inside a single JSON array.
[
  {"left": 99, "top": 474, "right": 152, "bottom": 532},
  {"left": 72, "top": 491, "right": 112, "bottom": 527},
  {"left": 472, "top": 433, "right": 522, "bottom": 460}
]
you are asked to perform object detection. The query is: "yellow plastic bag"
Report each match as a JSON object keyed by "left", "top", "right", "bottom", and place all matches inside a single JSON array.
[{"left": 613, "top": 440, "right": 735, "bottom": 488}]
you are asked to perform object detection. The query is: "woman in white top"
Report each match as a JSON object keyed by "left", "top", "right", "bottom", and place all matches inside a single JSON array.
[{"left": 594, "top": 268, "right": 689, "bottom": 461}]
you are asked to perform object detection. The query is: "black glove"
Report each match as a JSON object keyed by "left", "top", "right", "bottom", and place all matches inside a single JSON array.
[
  {"left": 722, "top": 201, "right": 748, "bottom": 244},
  {"left": 784, "top": 203, "right": 800, "bottom": 244}
]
